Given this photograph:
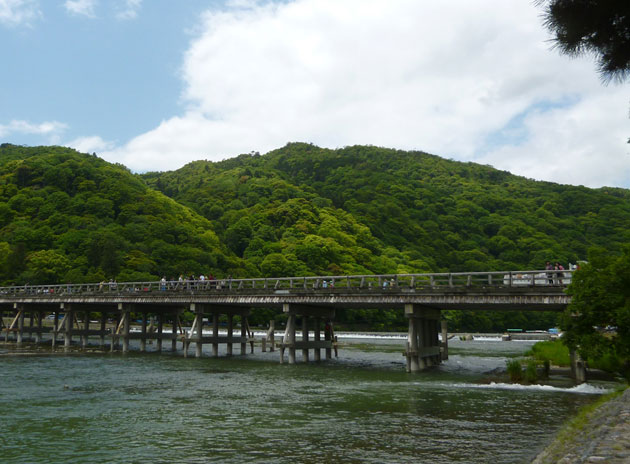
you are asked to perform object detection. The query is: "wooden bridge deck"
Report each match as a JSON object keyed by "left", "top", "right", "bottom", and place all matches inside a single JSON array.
[{"left": 0, "top": 269, "right": 572, "bottom": 311}]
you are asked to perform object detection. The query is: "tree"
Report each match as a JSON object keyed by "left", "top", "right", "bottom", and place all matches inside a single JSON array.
[
  {"left": 561, "top": 246, "right": 630, "bottom": 379},
  {"left": 538, "top": 0, "right": 630, "bottom": 82}
]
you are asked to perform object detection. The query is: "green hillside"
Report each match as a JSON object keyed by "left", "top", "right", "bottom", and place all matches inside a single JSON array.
[
  {"left": 0, "top": 144, "right": 246, "bottom": 285},
  {"left": 144, "top": 142, "right": 630, "bottom": 274}
]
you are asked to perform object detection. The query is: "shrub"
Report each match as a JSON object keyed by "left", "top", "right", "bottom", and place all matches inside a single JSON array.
[
  {"left": 527, "top": 340, "right": 571, "bottom": 366},
  {"left": 506, "top": 359, "right": 522, "bottom": 382},
  {"left": 524, "top": 359, "right": 538, "bottom": 383}
]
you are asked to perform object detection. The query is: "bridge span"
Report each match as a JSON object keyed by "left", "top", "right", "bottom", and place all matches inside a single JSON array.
[{"left": 1, "top": 270, "right": 572, "bottom": 372}]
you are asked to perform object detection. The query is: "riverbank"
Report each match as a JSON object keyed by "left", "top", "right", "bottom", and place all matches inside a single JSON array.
[{"left": 532, "top": 386, "right": 630, "bottom": 463}]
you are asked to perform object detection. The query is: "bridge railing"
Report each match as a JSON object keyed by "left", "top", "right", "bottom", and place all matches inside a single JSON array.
[{"left": 0, "top": 270, "right": 573, "bottom": 298}]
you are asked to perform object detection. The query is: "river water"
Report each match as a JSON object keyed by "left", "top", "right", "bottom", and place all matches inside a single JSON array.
[{"left": 0, "top": 335, "right": 613, "bottom": 464}]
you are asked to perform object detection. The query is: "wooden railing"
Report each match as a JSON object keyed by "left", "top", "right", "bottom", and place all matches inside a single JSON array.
[{"left": 0, "top": 270, "right": 573, "bottom": 297}]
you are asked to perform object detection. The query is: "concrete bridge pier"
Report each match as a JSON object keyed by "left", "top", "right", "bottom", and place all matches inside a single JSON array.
[
  {"left": 81, "top": 311, "right": 89, "bottom": 349},
  {"left": 314, "top": 318, "right": 321, "bottom": 361},
  {"left": 211, "top": 312, "right": 219, "bottom": 357},
  {"left": 119, "top": 304, "right": 131, "bottom": 353},
  {"left": 441, "top": 319, "right": 449, "bottom": 361},
  {"left": 280, "top": 304, "right": 336, "bottom": 364},
  {"left": 183, "top": 306, "right": 251, "bottom": 358},
  {"left": 156, "top": 313, "right": 163, "bottom": 352},
  {"left": 241, "top": 310, "right": 248, "bottom": 355},
  {"left": 191, "top": 304, "right": 204, "bottom": 358},
  {"left": 262, "top": 320, "right": 275, "bottom": 352},
  {"left": 172, "top": 310, "right": 181, "bottom": 352},
  {"left": 99, "top": 313, "right": 107, "bottom": 348},
  {"left": 62, "top": 304, "right": 73, "bottom": 350},
  {"left": 570, "top": 350, "right": 587, "bottom": 384},
  {"left": 227, "top": 313, "right": 235, "bottom": 355},
  {"left": 52, "top": 310, "right": 59, "bottom": 348},
  {"left": 34, "top": 310, "right": 43, "bottom": 344},
  {"left": 16, "top": 305, "right": 25, "bottom": 345},
  {"left": 405, "top": 305, "right": 442, "bottom": 372},
  {"left": 302, "top": 317, "right": 309, "bottom": 362},
  {"left": 140, "top": 312, "right": 148, "bottom": 352}
]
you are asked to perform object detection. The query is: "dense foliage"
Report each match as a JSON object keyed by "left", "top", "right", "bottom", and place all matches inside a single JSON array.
[
  {"left": 562, "top": 247, "right": 630, "bottom": 379},
  {"left": 144, "top": 143, "right": 630, "bottom": 275},
  {"left": 2, "top": 142, "right": 630, "bottom": 332},
  {"left": 0, "top": 144, "right": 246, "bottom": 285}
]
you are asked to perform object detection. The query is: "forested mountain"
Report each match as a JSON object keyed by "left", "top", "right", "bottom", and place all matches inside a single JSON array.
[
  {"left": 0, "top": 144, "right": 246, "bottom": 285},
  {"left": 2, "top": 142, "right": 629, "bottom": 331},
  {"left": 143, "top": 142, "right": 630, "bottom": 275}
]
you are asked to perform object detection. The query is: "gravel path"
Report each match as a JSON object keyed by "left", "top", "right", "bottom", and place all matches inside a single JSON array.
[{"left": 532, "top": 387, "right": 630, "bottom": 463}]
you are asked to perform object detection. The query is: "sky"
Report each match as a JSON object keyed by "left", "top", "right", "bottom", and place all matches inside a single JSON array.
[{"left": 1, "top": 0, "right": 629, "bottom": 189}]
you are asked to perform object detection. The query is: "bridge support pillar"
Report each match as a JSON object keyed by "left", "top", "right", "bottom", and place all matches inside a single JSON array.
[
  {"left": 262, "top": 320, "right": 275, "bottom": 352},
  {"left": 280, "top": 304, "right": 335, "bottom": 364},
  {"left": 212, "top": 313, "right": 219, "bottom": 357},
  {"left": 156, "top": 313, "right": 163, "bottom": 352},
  {"left": 441, "top": 319, "right": 449, "bottom": 361},
  {"left": 52, "top": 310, "right": 59, "bottom": 348},
  {"left": 570, "top": 350, "right": 586, "bottom": 384},
  {"left": 140, "top": 312, "right": 148, "bottom": 352},
  {"left": 314, "top": 318, "right": 321, "bottom": 362},
  {"left": 284, "top": 313, "right": 296, "bottom": 364},
  {"left": 190, "top": 304, "right": 204, "bottom": 358},
  {"left": 62, "top": 304, "right": 73, "bottom": 350},
  {"left": 172, "top": 311, "right": 182, "bottom": 352},
  {"left": 27, "top": 310, "right": 34, "bottom": 342},
  {"left": 119, "top": 304, "right": 131, "bottom": 353},
  {"left": 35, "top": 311, "right": 43, "bottom": 344},
  {"left": 100, "top": 313, "right": 107, "bottom": 348},
  {"left": 405, "top": 305, "right": 442, "bottom": 372},
  {"left": 16, "top": 306, "right": 25, "bottom": 345},
  {"left": 302, "top": 317, "right": 309, "bottom": 362},
  {"left": 82, "top": 311, "right": 89, "bottom": 349},
  {"left": 227, "top": 313, "right": 234, "bottom": 356}
]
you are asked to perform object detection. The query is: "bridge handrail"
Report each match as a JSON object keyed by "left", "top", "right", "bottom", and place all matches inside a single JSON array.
[{"left": 0, "top": 270, "right": 573, "bottom": 297}]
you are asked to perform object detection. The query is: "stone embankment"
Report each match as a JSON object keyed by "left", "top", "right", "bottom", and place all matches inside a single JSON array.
[{"left": 532, "top": 387, "right": 630, "bottom": 463}]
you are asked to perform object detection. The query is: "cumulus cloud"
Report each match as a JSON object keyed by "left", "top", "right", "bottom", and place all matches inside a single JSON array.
[
  {"left": 102, "top": 0, "right": 629, "bottom": 187},
  {"left": 66, "top": 135, "right": 115, "bottom": 154},
  {"left": 0, "top": 0, "right": 41, "bottom": 26},
  {"left": 64, "top": 0, "right": 96, "bottom": 18},
  {"left": 0, "top": 119, "right": 67, "bottom": 137}
]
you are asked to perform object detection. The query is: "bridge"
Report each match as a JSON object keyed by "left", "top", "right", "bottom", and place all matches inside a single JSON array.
[{"left": 1, "top": 269, "right": 573, "bottom": 372}]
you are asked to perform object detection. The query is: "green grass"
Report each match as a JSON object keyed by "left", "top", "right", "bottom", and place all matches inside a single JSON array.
[
  {"left": 528, "top": 340, "right": 629, "bottom": 380},
  {"left": 527, "top": 340, "right": 571, "bottom": 367},
  {"left": 506, "top": 359, "right": 522, "bottom": 382},
  {"left": 524, "top": 359, "right": 538, "bottom": 383}
]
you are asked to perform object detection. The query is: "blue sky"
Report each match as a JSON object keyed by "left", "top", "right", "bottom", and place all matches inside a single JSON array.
[
  {"left": 1, "top": 0, "right": 213, "bottom": 144},
  {"left": 1, "top": 0, "right": 628, "bottom": 188}
]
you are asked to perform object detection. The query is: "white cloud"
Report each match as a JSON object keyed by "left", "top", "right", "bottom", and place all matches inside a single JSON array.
[
  {"left": 0, "top": 119, "right": 67, "bottom": 137},
  {"left": 66, "top": 135, "right": 115, "bottom": 154},
  {"left": 478, "top": 91, "right": 630, "bottom": 188},
  {"left": 102, "top": 0, "right": 630, "bottom": 187},
  {"left": 64, "top": 0, "right": 96, "bottom": 18},
  {"left": 0, "top": 0, "right": 41, "bottom": 26},
  {"left": 115, "top": 0, "right": 141, "bottom": 20}
]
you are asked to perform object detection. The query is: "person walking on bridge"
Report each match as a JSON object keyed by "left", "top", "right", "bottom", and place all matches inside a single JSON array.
[{"left": 546, "top": 261, "right": 554, "bottom": 285}]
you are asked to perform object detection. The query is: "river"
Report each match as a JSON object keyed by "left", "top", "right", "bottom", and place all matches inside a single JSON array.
[{"left": 0, "top": 335, "right": 613, "bottom": 464}]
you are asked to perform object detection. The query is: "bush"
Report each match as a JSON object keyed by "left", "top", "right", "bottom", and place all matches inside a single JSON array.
[
  {"left": 506, "top": 359, "right": 522, "bottom": 382},
  {"left": 527, "top": 340, "right": 571, "bottom": 366},
  {"left": 524, "top": 359, "right": 538, "bottom": 383}
]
